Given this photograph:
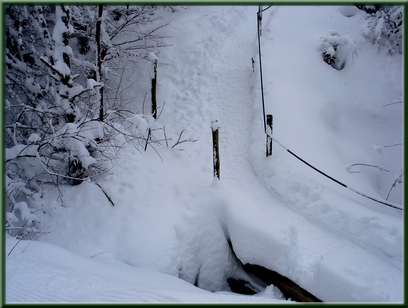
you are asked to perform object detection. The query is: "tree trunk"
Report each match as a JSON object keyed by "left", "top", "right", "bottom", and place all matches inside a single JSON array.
[{"left": 96, "top": 5, "right": 105, "bottom": 122}]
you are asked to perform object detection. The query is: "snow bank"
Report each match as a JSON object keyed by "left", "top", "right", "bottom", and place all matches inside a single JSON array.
[{"left": 5, "top": 230, "right": 284, "bottom": 302}]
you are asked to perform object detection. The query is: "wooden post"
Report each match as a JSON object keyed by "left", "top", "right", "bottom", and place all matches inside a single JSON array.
[
  {"left": 151, "top": 59, "right": 158, "bottom": 119},
  {"left": 212, "top": 120, "right": 220, "bottom": 179},
  {"left": 266, "top": 114, "right": 273, "bottom": 157},
  {"left": 257, "top": 6, "right": 263, "bottom": 37}
]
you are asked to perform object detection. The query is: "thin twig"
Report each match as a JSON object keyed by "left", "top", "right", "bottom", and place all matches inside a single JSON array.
[
  {"left": 347, "top": 163, "right": 389, "bottom": 173},
  {"left": 93, "top": 180, "right": 115, "bottom": 206},
  {"left": 22, "top": 227, "right": 50, "bottom": 253},
  {"left": 7, "top": 235, "right": 27, "bottom": 256},
  {"left": 163, "top": 125, "right": 169, "bottom": 147},
  {"left": 383, "top": 101, "right": 402, "bottom": 107},
  {"left": 172, "top": 129, "right": 185, "bottom": 148},
  {"left": 172, "top": 129, "right": 197, "bottom": 149},
  {"left": 384, "top": 143, "right": 402, "bottom": 148},
  {"left": 386, "top": 173, "right": 402, "bottom": 201},
  {"left": 144, "top": 128, "right": 151, "bottom": 152},
  {"left": 142, "top": 92, "right": 147, "bottom": 114},
  {"left": 156, "top": 101, "right": 166, "bottom": 120},
  {"left": 90, "top": 251, "right": 111, "bottom": 258},
  {"left": 147, "top": 142, "right": 163, "bottom": 163},
  {"left": 7, "top": 221, "right": 29, "bottom": 256}
]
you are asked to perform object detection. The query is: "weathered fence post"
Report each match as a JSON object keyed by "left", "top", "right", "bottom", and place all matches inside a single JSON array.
[
  {"left": 151, "top": 58, "right": 158, "bottom": 119},
  {"left": 212, "top": 120, "right": 220, "bottom": 179},
  {"left": 266, "top": 114, "right": 273, "bottom": 157},
  {"left": 257, "top": 6, "right": 263, "bottom": 37}
]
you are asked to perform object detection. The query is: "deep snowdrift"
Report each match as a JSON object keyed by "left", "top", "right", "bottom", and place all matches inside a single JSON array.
[{"left": 5, "top": 5, "right": 402, "bottom": 303}]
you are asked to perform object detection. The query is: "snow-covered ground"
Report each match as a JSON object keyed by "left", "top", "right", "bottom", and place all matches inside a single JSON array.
[{"left": 5, "top": 6, "right": 403, "bottom": 303}]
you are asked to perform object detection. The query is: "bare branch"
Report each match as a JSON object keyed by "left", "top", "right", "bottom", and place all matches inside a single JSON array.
[
  {"left": 383, "top": 101, "right": 402, "bottom": 107},
  {"left": 346, "top": 163, "right": 389, "bottom": 173},
  {"left": 156, "top": 101, "right": 166, "bottom": 120},
  {"left": 172, "top": 129, "right": 198, "bottom": 148},
  {"left": 384, "top": 143, "right": 402, "bottom": 148},
  {"left": 386, "top": 173, "right": 402, "bottom": 201},
  {"left": 163, "top": 125, "right": 168, "bottom": 147},
  {"left": 144, "top": 128, "right": 151, "bottom": 152},
  {"left": 93, "top": 180, "right": 115, "bottom": 206}
]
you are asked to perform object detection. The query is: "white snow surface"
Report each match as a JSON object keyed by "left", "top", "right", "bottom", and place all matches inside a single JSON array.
[{"left": 5, "top": 6, "right": 402, "bottom": 303}]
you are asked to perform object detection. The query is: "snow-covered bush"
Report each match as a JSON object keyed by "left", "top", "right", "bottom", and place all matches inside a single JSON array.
[
  {"left": 5, "top": 174, "right": 42, "bottom": 238},
  {"left": 361, "top": 6, "right": 402, "bottom": 55},
  {"left": 5, "top": 5, "right": 171, "bottom": 238},
  {"left": 318, "top": 31, "right": 357, "bottom": 70},
  {"left": 355, "top": 5, "right": 383, "bottom": 15}
]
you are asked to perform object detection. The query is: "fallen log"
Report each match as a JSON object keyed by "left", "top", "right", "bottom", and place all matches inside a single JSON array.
[{"left": 243, "top": 263, "right": 322, "bottom": 302}]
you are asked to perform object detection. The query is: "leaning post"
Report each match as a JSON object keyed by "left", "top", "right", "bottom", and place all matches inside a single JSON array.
[{"left": 211, "top": 120, "right": 220, "bottom": 179}]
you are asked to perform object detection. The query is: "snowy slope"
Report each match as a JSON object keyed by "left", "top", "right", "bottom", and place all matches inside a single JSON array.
[
  {"left": 157, "top": 5, "right": 402, "bottom": 302},
  {"left": 242, "top": 5, "right": 403, "bottom": 301},
  {"left": 5, "top": 6, "right": 402, "bottom": 303},
  {"left": 5, "top": 235, "right": 287, "bottom": 302}
]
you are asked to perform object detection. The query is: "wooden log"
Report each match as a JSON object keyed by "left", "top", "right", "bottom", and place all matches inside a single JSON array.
[{"left": 243, "top": 263, "right": 322, "bottom": 302}]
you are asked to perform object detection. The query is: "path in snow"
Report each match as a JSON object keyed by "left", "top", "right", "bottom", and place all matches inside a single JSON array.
[
  {"left": 159, "top": 6, "right": 402, "bottom": 302},
  {"left": 160, "top": 7, "right": 266, "bottom": 193}
]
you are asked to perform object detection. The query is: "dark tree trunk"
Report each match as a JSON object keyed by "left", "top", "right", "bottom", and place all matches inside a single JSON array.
[{"left": 96, "top": 5, "right": 105, "bottom": 122}]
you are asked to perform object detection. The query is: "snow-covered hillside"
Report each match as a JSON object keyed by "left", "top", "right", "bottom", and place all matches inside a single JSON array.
[{"left": 5, "top": 6, "right": 403, "bottom": 303}]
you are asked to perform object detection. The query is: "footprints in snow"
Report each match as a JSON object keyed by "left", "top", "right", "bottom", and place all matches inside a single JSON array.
[
  {"left": 288, "top": 181, "right": 326, "bottom": 212},
  {"left": 279, "top": 176, "right": 401, "bottom": 261}
]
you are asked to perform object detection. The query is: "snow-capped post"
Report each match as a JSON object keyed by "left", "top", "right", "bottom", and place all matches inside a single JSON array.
[
  {"left": 266, "top": 114, "right": 273, "bottom": 157},
  {"left": 211, "top": 120, "right": 220, "bottom": 179},
  {"left": 257, "top": 6, "right": 263, "bottom": 37},
  {"left": 149, "top": 52, "right": 158, "bottom": 119}
]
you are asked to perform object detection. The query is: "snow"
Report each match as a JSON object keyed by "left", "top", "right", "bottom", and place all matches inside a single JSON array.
[
  {"left": 147, "top": 51, "right": 158, "bottom": 62},
  {"left": 24, "top": 77, "right": 41, "bottom": 94},
  {"left": 5, "top": 236, "right": 283, "bottom": 303},
  {"left": 51, "top": 121, "right": 105, "bottom": 169},
  {"left": 52, "top": 6, "right": 74, "bottom": 78},
  {"left": 68, "top": 84, "right": 85, "bottom": 99},
  {"left": 338, "top": 6, "right": 360, "bottom": 18},
  {"left": 6, "top": 144, "right": 37, "bottom": 161},
  {"left": 126, "top": 114, "right": 148, "bottom": 136},
  {"left": 211, "top": 120, "right": 220, "bottom": 131},
  {"left": 86, "top": 78, "right": 101, "bottom": 90},
  {"left": 13, "top": 202, "right": 31, "bottom": 222},
  {"left": 5, "top": 6, "right": 402, "bottom": 303},
  {"left": 27, "top": 133, "right": 41, "bottom": 144}
]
